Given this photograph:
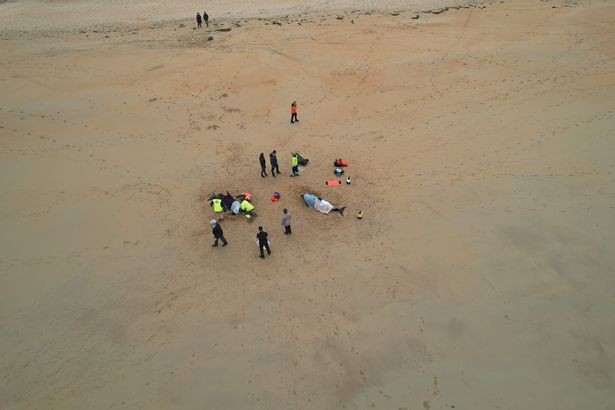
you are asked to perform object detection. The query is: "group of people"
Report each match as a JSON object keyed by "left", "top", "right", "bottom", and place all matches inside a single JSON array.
[
  {"left": 254, "top": 209, "right": 291, "bottom": 258},
  {"left": 210, "top": 208, "right": 292, "bottom": 259},
  {"left": 259, "top": 151, "right": 304, "bottom": 177},
  {"left": 196, "top": 11, "right": 209, "bottom": 28},
  {"left": 209, "top": 191, "right": 255, "bottom": 220},
  {"left": 210, "top": 190, "right": 345, "bottom": 258},
  {"left": 259, "top": 150, "right": 280, "bottom": 177},
  {"left": 210, "top": 100, "right": 352, "bottom": 259}
]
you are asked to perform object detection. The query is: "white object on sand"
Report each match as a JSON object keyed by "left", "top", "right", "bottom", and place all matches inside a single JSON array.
[{"left": 314, "top": 198, "right": 334, "bottom": 214}]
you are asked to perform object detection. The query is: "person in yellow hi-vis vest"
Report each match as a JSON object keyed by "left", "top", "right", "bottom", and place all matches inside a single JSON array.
[
  {"left": 240, "top": 198, "right": 255, "bottom": 220},
  {"left": 210, "top": 197, "right": 224, "bottom": 220},
  {"left": 291, "top": 153, "right": 299, "bottom": 176}
]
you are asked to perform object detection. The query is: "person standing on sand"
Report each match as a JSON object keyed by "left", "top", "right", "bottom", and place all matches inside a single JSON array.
[
  {"left": 203, "top": 11, "right": 209, "bottom": 27},
  {"left": 196, "top": 12, "right": 202, "bottom": 28},
  {"left": 256, "top": 226, "right": 271, "bottom": 259},
  {"left": 259, "top": 152, "right": 268, "bottom": 177},
  {"left": 291, "top": 152, "right": 299, "bottom": 176},
  {"left": 269, "top": 150, "right": 280, "bottom": 177},
  {"left": 281, "top": 208, "right": 292, "bottom": 235},
  {"left": 290, "top": 101, "right": 298, "bottom": 123},
  {"left": 211, "top": 220, "right": 227, "bottom": 247}
]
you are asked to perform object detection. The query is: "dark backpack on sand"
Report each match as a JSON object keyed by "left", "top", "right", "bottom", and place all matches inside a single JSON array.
[{"left": 296, "top": 153, "right": 309, "bottom": 166}]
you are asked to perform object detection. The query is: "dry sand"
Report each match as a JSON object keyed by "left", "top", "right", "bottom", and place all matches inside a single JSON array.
[{"left": 1, "top": 0, "right": 615, "bottom": 408}]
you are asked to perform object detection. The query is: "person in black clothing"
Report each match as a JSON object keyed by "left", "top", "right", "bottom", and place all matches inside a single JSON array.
[
  {"left": 196, "top": 12, "right": 202, "bottom": 28},
  {"left": 259, "top": 152, "right": 268, "bottom": 177},
  {"left": 256, "top": 226, "right": 271, "bottom": 259},
  {"left": 269, "top": 150, "right": 280, "bottom": 177},
  {"left": 211, "top": 220, "right": 227, "bottom": 247},
  {"left": 203, "top": 11, "right": 209, "bottom": 27},
  {"left": 219, "top": 191, "right": 234, "bottom": 211}
]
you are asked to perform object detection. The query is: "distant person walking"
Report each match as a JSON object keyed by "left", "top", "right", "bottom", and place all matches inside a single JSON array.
[
  {"left": 196, "top": 12, "right": 202, "bottom": 28},
  {"left": 290, "top": 101, "right": 298, "bottom": 123},
  {"left": 210, "top": 220, "right": 227, "bottom": 247},
  {"left": 281, "top": 208, "right": 292, "bottom": 235},
  {"left": 259, "top": 152, "right": 268, "bottom": 177},
  {"left": 269, "top": 150, "right": 280, "bottom": 177},
  {"left": 291, "top": 152, "right": 299, "bottom": 176},
  {"left": 203, "top": 11, "right": 209, "bottom": 27},
  {"left": 256, "top": 226, "right": 271, "bottom": 259}
]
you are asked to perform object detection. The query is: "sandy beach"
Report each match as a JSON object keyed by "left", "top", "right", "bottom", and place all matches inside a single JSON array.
[{"left": 1, "top": 0, "right": 615, "bottom": 408}]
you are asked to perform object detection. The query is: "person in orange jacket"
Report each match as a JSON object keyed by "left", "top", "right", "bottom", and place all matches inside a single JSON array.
[{"left": 290, "top": 101, "right": 298, "bottom": 123}]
